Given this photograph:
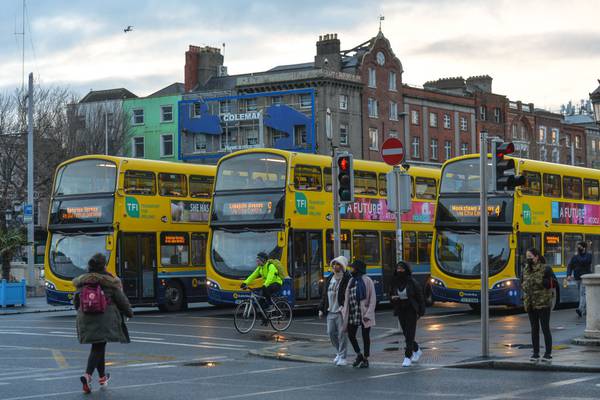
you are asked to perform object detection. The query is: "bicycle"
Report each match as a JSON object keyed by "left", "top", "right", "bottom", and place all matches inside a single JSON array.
[{"left": 233, "top": 288, "right": 293, "bottom": 334}]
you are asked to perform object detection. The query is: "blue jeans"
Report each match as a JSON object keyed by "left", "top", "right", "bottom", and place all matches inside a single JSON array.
[{"left": 577, "top": 280, "right": 586, "bottom": 315}]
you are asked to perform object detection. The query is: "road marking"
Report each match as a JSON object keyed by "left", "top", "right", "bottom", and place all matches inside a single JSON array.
[
  {"left": 368, "top": 367, "right": 439, "bottom": 379},
  {"left": 470, "top": 375, "right": 600, "bottom": 400},
  {"left": 550, "top": 376, "right": 598, "bottom": 386},
  {"left": 51, "top": 350, "right": 68, "bottom": 369},
  {"left": 131, "top": 338, "right": 247, "bottom": 351}
]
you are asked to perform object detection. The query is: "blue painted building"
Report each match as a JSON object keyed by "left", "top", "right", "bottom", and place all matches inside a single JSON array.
[{"left": 178, "top": 89, "right": 317, "bottom": 163}]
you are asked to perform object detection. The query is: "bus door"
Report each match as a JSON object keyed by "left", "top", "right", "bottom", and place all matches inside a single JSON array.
[
  {"left": 381, "top": 232, "right": 396, "bottom": 299},
  {"left": 292, "top": 230, "right": 322, "bottom": 304},
  {"left": 120, "top": 233, "right": 157, "bottom": 304},
  {"left": 516, "top": 233, "right": 541, "bottom": 279}
]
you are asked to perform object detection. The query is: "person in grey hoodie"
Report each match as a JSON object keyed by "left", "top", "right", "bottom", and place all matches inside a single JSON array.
[{"left": 318, "top": 256, "right": 351, "bottom": 366}]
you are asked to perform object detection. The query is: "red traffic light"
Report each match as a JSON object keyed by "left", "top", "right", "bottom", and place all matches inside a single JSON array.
[
  {"left": 338, "top": 157, "right": 349, "bottom": 171},
  {"left": 496, "top": 142, "right": 514, "bottom": 157}
]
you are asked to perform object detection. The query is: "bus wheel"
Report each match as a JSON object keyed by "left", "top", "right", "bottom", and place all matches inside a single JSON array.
[
  {"left": 424, "top": 286, "right": 434, "bottom": 307},
  {"left": 160, "top": 281, "right": 185, "bottom": 312}
]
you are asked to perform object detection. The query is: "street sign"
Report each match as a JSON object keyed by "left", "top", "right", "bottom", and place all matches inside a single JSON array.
[
  {"left": 381, "top": 138, "right": 405, "bottom": 166},
  {"left": 23, "top": 204, "right": 33, "bottom": 223}
]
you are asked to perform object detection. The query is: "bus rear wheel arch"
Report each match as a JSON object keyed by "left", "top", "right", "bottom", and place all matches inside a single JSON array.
[{"left": 159, "top": 280, "right": 187, "bottom": 312}]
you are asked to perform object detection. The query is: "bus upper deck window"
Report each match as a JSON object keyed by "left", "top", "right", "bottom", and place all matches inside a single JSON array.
[
  {"left": 354, "top": 171, "right": 377, "bottom": 196},
  {"left": 124, "top": 170, "right": 156, "bottom": 195},
  {"left": 293, "top": 165, "right": 322, "bottom": 191},
  {"left": 563, "top": 176, "right": 582, "bottom": 200},
  {"left": 324, "top": 168, "right": 332, "bottom": 192},
  {"left": 159, "top": 173, "right": 187, "bottom": 197},
  {"left": 543, "top": 173, "right": 561, "bottom": 198},
  {"left": 415, "top": 177, "right": 436, "bottom": 200},
  {"left": 584, "top": 179, "right": 600, "bottom": 201},
  {"left": 522, "top": 171, "right": 541, "bottom": 196},
  {"left": 190, "top": 175, "right": 214, "bottom": 198},
  {"left": 378, "top": 174, "right": 387, "bottom": 196}
]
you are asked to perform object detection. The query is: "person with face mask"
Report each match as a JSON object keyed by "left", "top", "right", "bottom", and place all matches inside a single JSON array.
[
  {"left": 521, "top": 248, "right": 556, "bottom": 363},
  {"left": 390, "top": 261, "right": 426, "bottom": 367},
  {"left": 318, "top": 256, "right": 351, "bottom": 366},
  {"left": 341, "top": 259, "right": 376, "bottom": 368},
  {"left": 567, "top": 241, "right": 592, "bottom": 317}
]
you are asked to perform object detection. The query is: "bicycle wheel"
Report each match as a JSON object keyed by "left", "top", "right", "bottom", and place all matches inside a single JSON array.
[
  {"left": 269, "top": 300, "right": 293, "bottom": 331},
  {"left": 234, "top": 301, "right": 256, "bottom": 334}
]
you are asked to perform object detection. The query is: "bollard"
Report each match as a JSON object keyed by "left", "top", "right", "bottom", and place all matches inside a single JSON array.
[{"left": 582, "top": 265, "right": 600, "bottom": 340}]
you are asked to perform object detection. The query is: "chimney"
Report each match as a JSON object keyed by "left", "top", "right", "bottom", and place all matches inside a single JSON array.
[
  {"left": 315, "top": 33, "right": 341, "bottom": 71},
  {"left": 184, "top": 45, "right": 224, "bottom": 92},
  {"left": 466, "top": 75, "right": 493, "bottom": 93}
]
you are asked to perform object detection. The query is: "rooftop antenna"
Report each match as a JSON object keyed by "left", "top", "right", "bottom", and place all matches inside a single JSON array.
[
  {"left": 379, "top": 14, "right": 385, "bottom": 32},
  {"left": 222, "top": 42, "right": 226, "bottom": 57}
]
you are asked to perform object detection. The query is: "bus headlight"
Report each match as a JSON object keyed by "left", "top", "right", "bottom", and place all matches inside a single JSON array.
[
  {"left": 492, "top": 280, "right": 516, "bottom": 290},
  {"left": 430, "top": 277, "right": 446, "bottom": 288},
  {"left": 206, "top": 280, "right": 221, "bottom": 290},
  {"left": 45, "top": 281, "right": 56, "bottom": 290}
]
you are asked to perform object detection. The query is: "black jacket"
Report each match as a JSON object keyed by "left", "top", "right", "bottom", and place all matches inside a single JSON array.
[
  {"left": 567, "top": 252, "right": 592, "bottom": 280},
  {"left": 318, "top": 271, "right": 351, "bottom": 315},
  {"left": 390, "top": 271, "right": 426, "bottom": 318}
]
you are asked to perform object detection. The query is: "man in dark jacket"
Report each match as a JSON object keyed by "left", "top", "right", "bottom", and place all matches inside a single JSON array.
[
  {"left": 73, "top": 253, "right": 133, "bottom": 394},
  {"left": 390, "top": 261, "right": 426, "bottom": 368},
  {"left": 318, "top": 256, "right": 351, "bottom": 366},
  {"left": 567, "top": 241, "right": 592, "bottom": 317}
]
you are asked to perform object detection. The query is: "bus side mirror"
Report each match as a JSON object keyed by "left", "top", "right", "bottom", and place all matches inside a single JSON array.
[{"left": 278, "top": 231, "right": 286, "bottom": 247}]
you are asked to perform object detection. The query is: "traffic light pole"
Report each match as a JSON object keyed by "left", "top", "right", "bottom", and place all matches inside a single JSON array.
[
  {"left": 332, "top": 150, "right": 342, "bottom": 258},
  {"left": 480, "top": 131, "right": 490, "bottom": 358}
]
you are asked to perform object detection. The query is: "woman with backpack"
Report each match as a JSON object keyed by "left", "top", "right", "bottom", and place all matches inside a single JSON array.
[
  {"left": 341, "top": 259, "right": 376, "bottom": 368},
  {"left": 390, "top": 261, "right": 426, "bottom": 368},
  {"left": 521, "top": 247, "right": 555, "bottom": 363},
  {"left": 73, "top": 253, "right": 133, "bottom": 394}
]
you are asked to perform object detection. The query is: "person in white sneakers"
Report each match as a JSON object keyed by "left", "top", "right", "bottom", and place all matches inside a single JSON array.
[
  {"left": 389, "top": 261, "right": 426, "bottom": 368},
  {"left": 318, "top": 256, "right": 351, "bottom": 366}
]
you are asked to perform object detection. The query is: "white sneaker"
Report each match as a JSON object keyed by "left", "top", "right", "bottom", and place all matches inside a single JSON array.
[
  {"left": 402, "top": 357, "right": 412, "bottom": 367},
  {"left": 411, "top": 349, "right": 422, "bottom": 363},
  {"left": 336, "top": 358, "right": 348, "bottom": 366},
  {"left": 333, "top": 355, "right": 340, "bottom": 364}
]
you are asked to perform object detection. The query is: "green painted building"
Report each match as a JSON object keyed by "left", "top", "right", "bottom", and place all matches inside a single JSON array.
[{"left": 123, "top": 83, "right": 185, "bottom": 162}]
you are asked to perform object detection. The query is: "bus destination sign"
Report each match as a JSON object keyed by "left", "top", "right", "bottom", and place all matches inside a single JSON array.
[
  {"left": 50, "top": 198, "right": 114, "bottom": 226},
  {"left": 436, "top": 196, "right": 513, "bottom": 227},
  {"left": 223, "top": 201, "right": 273, "bottom": 216}
]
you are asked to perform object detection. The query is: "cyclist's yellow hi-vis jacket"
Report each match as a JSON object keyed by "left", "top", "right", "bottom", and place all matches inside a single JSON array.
[{"left": 243, "top": 262, "right": 283, "bottom": 287}]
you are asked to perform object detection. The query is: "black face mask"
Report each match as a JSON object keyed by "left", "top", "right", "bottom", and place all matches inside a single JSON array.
[
  {"left": 578, "top": 247, "right": 585, "bottom": 254},
  {"left": 395, "top": 271, "right": 408, "bottom": 281},
  {"left": 526, "top": 258, "right": 535, "bottom": 266}
]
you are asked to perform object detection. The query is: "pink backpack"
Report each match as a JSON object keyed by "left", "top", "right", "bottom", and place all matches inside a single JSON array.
[{"left": 80, "top": 283, "right": 108, "bottom": 314}]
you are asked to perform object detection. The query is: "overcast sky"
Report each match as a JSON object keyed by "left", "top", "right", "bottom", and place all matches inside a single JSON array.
[{"left": 1, "top": 0, "right": 598, "bottom": 109}]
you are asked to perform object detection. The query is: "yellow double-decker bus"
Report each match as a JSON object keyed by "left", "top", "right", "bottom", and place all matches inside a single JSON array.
[
  {"left": 206, "top": 149, "right": 439, "bottom": 307},
  {"left": 44, "top": 155, "right": 215, "bottom": 311},
  {"left": 431, "top": 153, "right": 593, "bottom": 308}
]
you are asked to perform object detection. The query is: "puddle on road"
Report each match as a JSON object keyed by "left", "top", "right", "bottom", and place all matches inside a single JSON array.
[
  {"left": 503, "top": 343, "right": 569, "bottom": 351},
  {"left": 183, "top": 361, "right": 221, "bottom": 368}
]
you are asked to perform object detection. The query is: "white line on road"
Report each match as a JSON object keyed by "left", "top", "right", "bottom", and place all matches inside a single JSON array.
[
  {"left": 470, "top": 375, "right": 600, "bottom": 400},
  {"left": 549, "top": 376, "right": 598, "bottom": 386}
]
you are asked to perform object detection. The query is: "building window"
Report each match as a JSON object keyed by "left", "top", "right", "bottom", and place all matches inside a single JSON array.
[
  {"left": 295, "top": 125, "right": 307, "bottom": 145},
  {"left": 389, "top": 71, "right": 397, "bottom": 91},
  {"left": 340, "top": 124, "right": 349, "bottom": 146},
  {"left": 479, "top": 106, "right": 487, "bottom": 121},
  {"left": 552, "top": 148, "right": 559, "bottom": 163},
  {"left": 339, "top": 94, "right": 348, "bottom": 110},
  {"left": 132, "top": 137, "right": 144, "bottom": 158},
  {"left": 411, "top": 110, "right": 419, "bottom": 125},
  {"left": 246, "top": 128, "right": 259, "bottom": 146},
  {"left": 271, "top": 96, "right": 282, "bottom": 106},
  {"left": 132, "top": 108, "right": 144, "bottom": 125},
  {"left": 194, "top": 134, "right": 207, "bottom": 153},
  {"left": 429, "top": 112, "right": 438, "bottom": 128},
  {"left": 443, "top": 114, "right": 451, "bottom": 129},
  {"left": 368, "top": 67, "right": 376, "bottom": 88},
  {"left": 576, "top": 135, "right": 581, "bottom": 149},
  {"left": 592, "top": 139, "right": 597, "bottom": 152},
  {"left": 244, "top": 98, "right": 258, "bottom": 111},
  {"left": 539, "top": 146, "right": 547, "bottom": 161},
  {"left": 550, "top": 128, "right": 559, "bottom": 145},
  {"left": 494, "top": 107, "right": 501, "bottom": 123},
  {"left": 460, "top": 116, "right": 468, "bottom": 131},
  {"left": 461, "top": 142, "right": 469, "bottom": 155},
  {"left": 299, "top": 94, "right": 312, "bottom": 109},
  {"left": 160, "top": 105, "right": 173, "bottom": 122},
  {"left": 444, "top": 140, "right": 452, "bottom": 160},
  {"left": 389, "top": 101, "right": 398, "bottom": 120},
  {"left": 430, "top": 139, "right": 438, "bottom": 160},
  {"left": 368, "top": 128, "right": 378, "bottom": 150},
  {"left": 539, "top": 126, "right": 547, "bottom": 143},
  {"left": 160, "top": 134, "right": 173, "bottom": 157},
  {"left": 368, "top": 98, "right": 378, "bottom": 118},
  {"left": 412, "top": 136, "right": 420, "bottom": 158},
  {"left": 565, "top": 135, "right": 571, "bottom": 148}
]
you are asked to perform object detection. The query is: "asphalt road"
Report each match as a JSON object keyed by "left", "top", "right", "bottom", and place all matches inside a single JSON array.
[{"left": 0, "top": 303, "right": 598, "bottom": 400}]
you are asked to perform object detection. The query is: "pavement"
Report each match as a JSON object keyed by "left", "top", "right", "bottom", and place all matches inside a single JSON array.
[
  {"left": 252, "top": 303, "right": 600, "bottom": 373},
  {"left": 0, "top": 296, "right": 73, "bottom": 315}
]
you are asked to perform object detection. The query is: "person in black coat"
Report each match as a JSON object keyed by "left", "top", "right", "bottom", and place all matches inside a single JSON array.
[{"left": 390, "top": 261, "right": 426, "bottom": 368}]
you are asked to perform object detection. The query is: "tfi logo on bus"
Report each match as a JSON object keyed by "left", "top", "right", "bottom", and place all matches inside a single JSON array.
[
  {"left": 126, "top": 197, "right": 140, "bottom": 218},
  {"left": 523, "top": 204, "right": 531, "bottom": 225},
  {"left": 295, "top": 193, "right": 308, "bottom": 215}
]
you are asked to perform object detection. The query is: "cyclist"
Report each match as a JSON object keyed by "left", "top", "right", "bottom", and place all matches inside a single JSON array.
[{"left": 240, "top": 252, "right": 283, "bottom": 315}]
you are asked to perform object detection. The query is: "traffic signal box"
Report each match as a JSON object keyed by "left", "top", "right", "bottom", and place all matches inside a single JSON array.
[
  {"left": 494, "top": 142, "right": 526, "bottom": 191},
  {"left": 337, "top": 154, "right": 354, "bottom": 203}
]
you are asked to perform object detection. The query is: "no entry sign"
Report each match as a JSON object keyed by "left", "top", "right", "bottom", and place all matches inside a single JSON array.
[{"left": 381, "top": 138, "right": 405, "bottom": 166}]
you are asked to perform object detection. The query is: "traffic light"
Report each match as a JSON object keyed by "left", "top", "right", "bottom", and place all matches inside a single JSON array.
[
  {"left": 336, "top": 153, "right": 354, "bottom": 202},
  {"left": 494, "top": 142, "right": 526, "bottom": 191}
]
